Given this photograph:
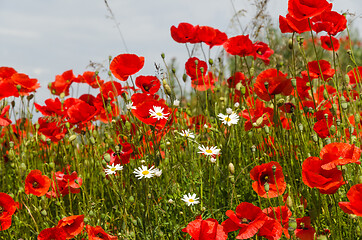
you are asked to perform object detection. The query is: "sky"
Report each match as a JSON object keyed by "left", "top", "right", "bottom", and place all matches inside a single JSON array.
[{"left": 0, "top": 0, "right": 361, "bottom": 104}]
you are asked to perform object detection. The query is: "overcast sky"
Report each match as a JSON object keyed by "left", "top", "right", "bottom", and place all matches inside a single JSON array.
[{"left": 0, "top": 0, "right": 361, "bottom": 104}]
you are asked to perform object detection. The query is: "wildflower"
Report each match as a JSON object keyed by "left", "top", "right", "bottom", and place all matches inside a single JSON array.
[
  {"left": 149, "top": 106, "right": 170, "bottom": 120},
  {"left": 182, "top": 215, "right": 228, "bottom": 240},
  {"left": 234, "top": 102, "right": 240, "bottom": 108},
  {"left": 86, "top": 225, "right": 118, "bottom": 240},
  {"left": 104, "top": 163, "right": 123, "bottom": 176},
  {"left": 226, "top": 108, "right": 233, "bottom": 115},
  {"left": 168, "top": 199, "right": 174, "bottom": 204},
  {"left": 0, "top": 193, "right": 17, "bottom": 231},
  {"left": 110, "top": 53, "right": 144, "bottom": 81},
  {"left": 56, "top": 215, "right": 84, "bottom": 239},
  {"left": 198, "top": 145, "right": 221, "bottom": 156},
  {"left": 133, "top": 165, "right": 155, "bottom": 179},
  {"left": 181, "top": 193, "right": 200, "bottom": 206},
  {"left": 173, "top": 99, "right": 180, "bottom": 106},
  {"left": 25, "top": 170, "right": 51, "bottom": 197},
  {"left": 339, "top": 184, "right": 362, "bottom": 216},
  {"left": 135, "top": 75, "right": 161, "bottom": 94},
  {"left": 153, "top": 168, "right": 162, "bottom": 177},
  {"left": 218, "top": 112, "right": 239, "bottom": 126},
  {"left": 178, "top": 129, "right": 195, "bottom": 139}
]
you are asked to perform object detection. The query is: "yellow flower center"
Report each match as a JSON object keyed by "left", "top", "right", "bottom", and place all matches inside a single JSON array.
[
  {"left": 205, "top": 149, "right": 213, "bottom": 154},
  {"left": 189, "top": 199, "right": 194, "bottom": 202},
  {"left": 111, "top": 167, "right": 116, "bottom": 171},
  {"left": 156, "top": 112, "right": 163, "bottom": 116},
  {"left": 142, "top": 170, "right": 149, "bottom": 175},
  {"left": 225, "top": 117, "right": 231, "bottom": 122}
]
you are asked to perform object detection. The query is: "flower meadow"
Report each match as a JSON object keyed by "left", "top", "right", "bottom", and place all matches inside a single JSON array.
[{"left": 1, "top": 0, "right": 362, "bottom": 239}]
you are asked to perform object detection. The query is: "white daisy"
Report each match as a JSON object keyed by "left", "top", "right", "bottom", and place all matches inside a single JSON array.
[
  {"left": 181, "top": 193, "right": 200, "bottom": 206},
  {"left": 178, "top": 129, "right": 195, "bottom": 139},
  {"left": 104, "top": 163, "right": 123, "bottom": 175},
  {"left": 198, "top": 145, "right": 221, "bottom": 156},
  {"left": 217, "top": 112, "right": 239, "bottom": 126},
  {"left": 153, "top": 168, "right": 162, "bottom": 177},
  {"left": 133, "top": 165, "right": 155, "bottom": 179},
  {"left": 149, "top": 106, "right": 170, "bottom": 120}
]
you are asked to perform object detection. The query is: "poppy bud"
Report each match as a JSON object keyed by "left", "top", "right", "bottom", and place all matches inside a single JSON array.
[
  {"left": 277, "top": 98, "right": 285, "bottom": 107},
  {"left": 291, "top": 78, "right": 297, "bottom": 88},
  {"left": 161, "top": 53, "right": 165, "bottom": 59},
  {"left": 286, "top": 195, "right": 294, "bottom": 208},
  {"left": 288, "top": 219, "right": 297, "bottom": 230},
  {"left": 329, "top": 125, "right": 336, "bottom": 135},
  {"left": 298, "top": 123, "right": 304, "bottom": 132},
  {"left": 250, "top": 67, "right": 255, "bottom": 77},
  {"left": 341, "top": 101, "right": 348, "bottom": 110},
  {"left": 312, "top": 134, "right": 318, "bottom": 142},
  {"left": 324, "top": 138, "right": 331, "bottom": 145},
  {"left": 164, "top": 84, "right": 172, "bottom": 97},
  {"left": 264, "top": 182, "right": 270, "bottom": 192},
  {"left": 172, "top": 68, "right": 176, "bottom": 74},
  {"left": 209, "top": 58, "right": 213, "bottom": 66},
  {"left": 288, "top": 38, "right": 293, "bottom": 49},
  {"left": 351, "top": 135, "right": 357, "bottom": 144},
  {"left": 182, "top": 73, "right": 187, "bottom": 82},
  {"left": 41, "top": 209, "right": 47, "bottom": 216},
  {"left": 40, "top": 134, "right": 47, "bottom": 142},
  {"left": 264, "top": 125, "right": 270, "bottom": 134},
  {"left": 228, "top": 175, "right": 235, "bottom": 183},
  {"left": 248, "top": 131, "right": 253, "bottom": 137},
  {"left": 264, "top": 81, "right": 269, "bottom": 89},
  {"left": 89, "top": 137, "right": 96, "bottom": 144},
  {"left": 69, "top": 134, "right": 77, "bottom": 142},
  {"left": 272, "top": 165, "right": 277, "bottom": 173},
  {"left": 200, "top": 67, "right": 204, "bottom": 74},
  {"left": 336, "top": 119, "right": 341, "bottom": 126},
  {"left": 59, "top": 92, "right": 65, "bottom": 99},
  {"left": 228, "top": 163, "right": 235, "bottom": 175}
]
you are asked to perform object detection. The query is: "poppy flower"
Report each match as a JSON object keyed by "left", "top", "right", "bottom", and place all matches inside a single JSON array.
[
  {"left": 38, "top": 227, "right": 67, "bottom": 240},
  {"left": 319, "top": 143, "right": 361, "bottom": 170},
  {"left": 294, "top": 217, "right": 316, "bottom": 240},
  {"left": 191, "top": 71, "right": 218, "bottom": 91},
  {"left": 34, "top": 98, "right": 64, "bottom": 117},
  {"left": 86, "top": 225, "right": 118, "bottom": 240},
  {"left": 0, "top": 105, "right": 12, "bottom": 127},
  {"left": 279, "top": 14, "right": 310, "bottom": 34},
  {"left": 64, "top": 98, "right": 100, "bottom": 124},
  {"left": 302, "top": 156, "right": 345, "bottom": 194},
  {"left": 253, "top": 41, "right": 274, "bottom": 65},
  {"left": 223, "top": 35, "right": 255, "bottom": 57},
  {"left": 47, "top": 167, "right": 83, "bottom": 198},
  {"left": 110, "top": 53, "right": 144, "bottom": 81},
  {"left": 76, "top": 71, "right": 104, "bottom": 88},
  {"left": 106, "top": 142, "right": 134, "bottom": 165},
  {"left": 241, "top": 98, "right": 274, "bottom": 131},
  {"left": 313, "top": 109, "right": 334, "bottom": 139},
  {"left": 49, "top": 70, "right": 76, "bottom": 96},
  {"left": 0, "top": 66, "right": 17, "bottom": 79},
  {"left": 25, "top": 170, "right": 51, "bottom": 197},
  {"left": 185, "top": 57, "right": 208, "bottom": 80},
  {"left": 295, "top": 76, "right": 312, "bottom": 101},
  {"left": 56, "top": 215, "right": 84, "bottom": 239},
  {"left": 250, "top": 161, "right": 286, "bottom": 198},
  {"left": 347, "top": 66, "right": 362, "bottom": 86},
  {"left": 170, "top": 22, "right": 198, "bottom": 44},
  {"left": 263, "top": 206, "right": 292, "bottom": 238},
  {"left": 320, "top": 35, "right": 340, "bottom": 51},
  {"left": 8, "top": 73, "right": 40, "bottom": 96},
  {"left": 288, "top": 0, "right": 332, "bottom": 21},
  {"left": 182, "top": 215, "right": 228, "bottom": 240},
  {"left": 0, "top": 82, "right": 19, "bottom": 100},
  {"left": 254, "top": 68, "right": 293, "bottom": 101},
  {"left": 301, "top": 60, "right": 335, "bottom": 81},
  {"left": 0, "top": 192, "right": 17, "bottom": 231},
  {"left": 37, "top": 117, "right": 68, "bottom": 143},
  {"left": 221, "top": 202, "right": 267, "bottom": 239},
  {"left": 197, "top": 26, "right": 228, "bottom": 48},
  {"left": 339, "top": 184, "right": 362, "bottom": 216},
  {"left": 311, "top": 10, "right": 347, "bottom": 36},
  {"left": 257, "top": 217, "right": 283, "bottom": 240},
  {"left": 135, "top": 75, "right": 161, "bottom": 94},
  {"left": 99, "top": 81, "right": 127, "bottom": 100}
]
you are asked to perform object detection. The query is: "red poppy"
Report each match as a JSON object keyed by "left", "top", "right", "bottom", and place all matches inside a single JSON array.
[
  {"left": 302, "top": 156, "right": 345, "bottom": 194},
  {"left": 302, "top": 60, "right": 335, "bottom": 81},
  {"left": 311, "top": 10, "right": 347, "bottom": 36},
  {"left": 257, "top": 217, "right": 283, "bottom": 240},
  {"left": 0, "top": 82, "right": 19, "bottom": 100},
  {"left": 47, "top": 167, "right": 83, "bottom": 198},
  {"left": 34, "top": 98, "right": 64, "bottom": 117},
  {"left": 313, "top": 109, "right": 334, "bottom": 139},
  {"left": 106, "top": 142, "right": 134, "bottom": 165},
  {"left": 0, "top": 192, "right": 17, "bottom": 231},
  {"left": 221, "top": 202, "right": 267, "bottom": 239},
  {"left": 0, "top": 67, "right": 17, "bottom": 79},
  {"left": 279, "top": 14, "right": 310, "bottom": 34},
  {"left": 182, "top": 215, "right": 228, "bottom": 240},
  {"left": 295, "top": 76, "right": 312, "bottom": 101},
  {"left": 339, "top": 184, "right": 362, "bottom": 216},
  {"left": 320, "top": 35, "right": 340, "bottom": 51},
  {"left": 223, "top": 35, "right": 255, "bottom": 57},
  {"left": 37, "top": 117, "right": 68, "bottom": 143},
  {"left": 135, "top": 75, "right": 161, "bottom": 94},
  {"left": 170, "top": 22, "right": 198, "bottom": 44},
  {"left": 294, "top": 217, "right": 316, "bottom": 240},
  {"left": 76, "top": 71, "right": 104, "bottom": 88},
  {"left": 319, "top": 143, "right": 361, "bottom": 170},
  {"left": 288, "top": 0, "right": 332, "bottom": 20},
  {"left": 64, "top": 98, "right": 100, "bottom": 124},
  {"left": 254, "top": 41, "right": 274, "bottom": 65},
  {"left": 185, "top": 57, "right": 208, "bottom": 80},
  {"left": 25, "top": 170, "right": 51, "bottom": 197},
  {"left": 49, "top": 70, "right": 76, "bottom": 96},
  {"left": 191, "top": 71, "right": 218, "bottom": 91},
  {"left": 197, "top": 26, "right": 228, "bottom": 48},
  {"left": 241, "top": 98, "right": 274, "bottom": 131},
  {"left": 56, "top": 215, "right": 84, "bottom": 239},
  {"left": 8, "top": 73, "right": 40, "bottom": 96},
  {"left": 0, "top": 105, "right": 12, "bottom": 127},
  {"left": 347, "top": 66, "right": 362, "bottom": 86},
  {"left": 86, "top": 225, "right": 118, "bottom": 240},
  {"left": 110, "top": 54, "right": 144, "bottom": 81},
  {"left": 38, "top": 227, "right": 67, "bottom": 240},
  {"left": 250, "top": 161, "right": 286, "bottom": 198},
  {"left": 99, "top": 81, "right": 127, "bottom": 100},
  {"left": 254, "top": 69, "right": 293, "bottom": 101},
  {"left": 263, "top": 206, "right": 292, "bottom": 238}
]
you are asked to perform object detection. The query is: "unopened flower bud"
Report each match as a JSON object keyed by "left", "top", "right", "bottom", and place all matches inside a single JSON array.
[{"left": 228, "top": 163, "right": 235, "bottom": 175}]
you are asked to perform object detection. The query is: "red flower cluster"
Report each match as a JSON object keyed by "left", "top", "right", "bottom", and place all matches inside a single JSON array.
[
  {"left": 0, "top": 193, "right": 18, "bottom": 231},
  {"left": 46, "top": 166, "right": 83, "bottom": 198},
  {"left": 170, "top": 23, "right": 228, "bottom": 48},
  {"left": 182, "top": 215, "right": 227, "bottom": 240},
  {"left": 38, "top": 215, "right": 84, "bottom": 240}
]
